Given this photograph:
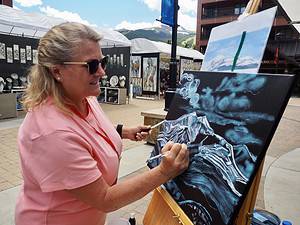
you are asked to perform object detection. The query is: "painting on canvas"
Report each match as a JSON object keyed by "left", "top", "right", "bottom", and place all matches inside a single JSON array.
[
  {"left": 201, "top": 7, "right": 277, "bottom": 73},
  {"left": 148, "top": 71, "right": 295, "bottom": 225}
]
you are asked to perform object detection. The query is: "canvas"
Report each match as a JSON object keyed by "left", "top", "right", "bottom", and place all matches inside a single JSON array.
[
  {"left": 130, "top": 56, "right": 142, "bottom": 78},
  {"left": 201, "top": 7, "right": 277, "bottom": 74},
  {"left": 148, "top": 71, "right": 295, "bottom": 225},
  {"left": 142, "top": 57, "right": 158, "bottom": 92}
]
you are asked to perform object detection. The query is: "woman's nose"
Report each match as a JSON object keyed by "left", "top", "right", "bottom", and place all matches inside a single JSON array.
[{"left": 96, "top": 64, "right": 106, "bottom": 77}]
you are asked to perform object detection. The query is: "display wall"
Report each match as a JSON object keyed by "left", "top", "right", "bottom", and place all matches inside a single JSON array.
[
  {"left": 0, "top": 33, "right": 39, "bottom": 81},
  {"left": 102, "top": 46, "right": 130, "bottom": 93}
]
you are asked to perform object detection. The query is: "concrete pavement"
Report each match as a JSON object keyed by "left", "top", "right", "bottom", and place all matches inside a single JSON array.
[{"left": 0, "top": 97, "right": 299, "bottom": 225}]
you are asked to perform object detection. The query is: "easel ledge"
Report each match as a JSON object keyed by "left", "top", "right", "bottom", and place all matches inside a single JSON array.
[{"left": 143, "top": 162, "right": 264, "bottom": 225}]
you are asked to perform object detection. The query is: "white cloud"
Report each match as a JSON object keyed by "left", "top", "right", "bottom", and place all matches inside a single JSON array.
[
  {"left": 178, "top": 11, "right": 196, "bottom": 31},
  {"left": 139, "top": 0, "right": 160, "bottom": 11},
  {"left": 179, "top": 0, "right": 197, "bottom": 15},
  {"left": 13, "top": 5, "right": 21, "bottom": 10},
  {"left": 115, "top": 20, "right": 161, "bottom": 30},
  {"left": 15, "top": 0, "right": 42, "bottom": 7},
  {"left": 39, "top": 6, "right": 97, "bottom": 27}
]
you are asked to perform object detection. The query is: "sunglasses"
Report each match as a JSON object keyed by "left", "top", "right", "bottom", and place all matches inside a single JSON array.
[{"left": 63, "top": 56, "right": 108, "bottom": 74}]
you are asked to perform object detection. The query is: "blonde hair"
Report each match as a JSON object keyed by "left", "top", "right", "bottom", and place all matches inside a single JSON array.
[{"left": 22, "top": 22, "right": 102, "bottom": 113}]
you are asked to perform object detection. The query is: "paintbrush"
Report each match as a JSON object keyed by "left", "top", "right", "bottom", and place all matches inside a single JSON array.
[
  {"left": 141, "top": 120, "right": 165, "bottom": 132},
  {"left": 146, "top": 152, "right": 169, "bottom": 164}
]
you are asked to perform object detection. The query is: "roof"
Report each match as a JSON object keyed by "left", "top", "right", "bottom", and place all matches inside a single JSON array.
[
  {"left": 0, "top": 5, "right": 131, "bottom": 47},
  {"left": 130, "top": 38, "right": 204, "bottom": 60},
  {"left": 277, "top": 0, "right": 300, "bottom": 33}
]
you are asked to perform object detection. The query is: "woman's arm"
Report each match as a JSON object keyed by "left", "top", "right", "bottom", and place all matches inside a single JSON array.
[{"left": 66, "top": 142, "right": 189, "bottom": 212}]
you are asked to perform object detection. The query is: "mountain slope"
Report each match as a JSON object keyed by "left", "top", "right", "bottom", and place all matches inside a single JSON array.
[{"left": 118, "top": 26, "right": 196, "bottom": 48}]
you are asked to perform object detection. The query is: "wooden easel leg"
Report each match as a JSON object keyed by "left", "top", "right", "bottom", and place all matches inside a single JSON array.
[{"left": 234, "top": 158, "right": 265, "bottom": 225}]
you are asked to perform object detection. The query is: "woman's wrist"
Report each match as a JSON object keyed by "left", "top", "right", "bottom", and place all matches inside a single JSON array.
[
  {"left": 121, "top": 127, "right": 131, "bottom": 139},
  {"left": 116, "top": 124, "right": 123, "bottom": 138}
]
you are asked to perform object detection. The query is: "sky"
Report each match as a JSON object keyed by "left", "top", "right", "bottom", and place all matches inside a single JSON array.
[{"left": 13, "top": 0, "right": 198, "bottom": 32}]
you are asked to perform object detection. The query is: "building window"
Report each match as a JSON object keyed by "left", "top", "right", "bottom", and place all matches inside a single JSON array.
[
  {"left": 234, "top": 4, "right": 246, "bottom": 15},
  {"left": 0, "top": 0, "right": 3, "bottom": 4}
]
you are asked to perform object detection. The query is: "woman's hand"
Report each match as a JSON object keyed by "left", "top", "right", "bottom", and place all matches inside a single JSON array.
[
  {"left": 122, "top": 125, "right": 151, "bottom": 141},
  {"left": 157, "top": 141, "right": 189, "bottom": 180}
]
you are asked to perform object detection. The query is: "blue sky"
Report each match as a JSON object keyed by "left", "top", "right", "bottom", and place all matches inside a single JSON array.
[{"left": 13, "top": 0, "right": 198, "bottom": 31}]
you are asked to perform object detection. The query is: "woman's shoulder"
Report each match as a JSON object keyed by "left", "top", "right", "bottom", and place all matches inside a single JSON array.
[{"left": 21, "top": 99, "right": 77, "bottom": 138}]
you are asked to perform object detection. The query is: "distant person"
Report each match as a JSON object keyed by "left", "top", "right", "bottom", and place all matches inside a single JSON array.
[{"left": 15, "top": 22, "right": 189, "bottom": 225}]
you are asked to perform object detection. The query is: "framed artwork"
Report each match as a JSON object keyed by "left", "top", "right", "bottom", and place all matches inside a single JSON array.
[
  {"left": 20, "top": 48, "right": 26, "bottom": 64},
  {"left": 180, "top": 58, "right": 194, "bottom": 78},
  {"left": 13, "top": 44, "right": 19, "bottom": 60},
  {"left": 6, "top": 47, "right": 13, "bottom": 63},
  {"left": 120, "top": 54, "right": 124, "bottom": 66},
  {"left": 26, "top": 45, "right": 32, "bottom": 60},
  {"left": 32, "top": 49, "right": 38, "bottom": 64},
  {"left": 142, "top": 57, "right": 158, "bottom": 92},
  {"left": 148, "top": 71, "right": 295, "bottom": 225},
  {"left": 131, "top": 77, "right": 142, "bottom": 96},
  {"left": 0, "top": 43, "right": 6, "bottom": 59},
  {"left": 130, "top": 56, "right": 141, "bottom": 78},
  {"left": 201, "top": 7, "right": 276, "bottom": 73},
  {"left": 113, "top": 54, "right": 117, "bottom": 65}
]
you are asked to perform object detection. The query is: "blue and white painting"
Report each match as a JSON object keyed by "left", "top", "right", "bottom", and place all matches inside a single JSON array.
[
  {"left": 201, "top": 7, "right": 277, "bottom": 74},
  {"left": 148, "top": 71, "right": 295, "bottom": 225}
]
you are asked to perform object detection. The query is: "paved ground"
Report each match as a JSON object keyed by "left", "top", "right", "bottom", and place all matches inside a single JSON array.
[{"left": 0, "top": 97, "right": 299, "bottom": 225}]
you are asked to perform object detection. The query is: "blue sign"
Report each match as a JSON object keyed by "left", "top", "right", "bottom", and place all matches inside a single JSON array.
[{"left": 161, "top": 0, "right": 174, "bottom": 27}]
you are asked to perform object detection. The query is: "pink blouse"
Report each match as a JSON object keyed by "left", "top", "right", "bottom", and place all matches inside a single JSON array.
[{"left": 15, "top": 97, "right": 122, "bottom": 225}]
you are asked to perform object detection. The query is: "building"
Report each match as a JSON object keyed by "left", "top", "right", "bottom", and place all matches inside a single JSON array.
[
  {"left": 0, "top": 0, "right": 13, "bottom": 7},
  {"left": 195, "top": 0, "right": 300, "bottom": 75}
]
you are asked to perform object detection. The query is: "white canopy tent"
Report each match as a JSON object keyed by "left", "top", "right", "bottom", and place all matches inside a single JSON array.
[
  {"left": 131, "top": 38, "right": 204, "bottom": 60},
  {"left": 0, "top": 5, "right": 131, "bottom": 47},
  {"left": 277, "top": 0, "right": 300, "bottom": 33}
]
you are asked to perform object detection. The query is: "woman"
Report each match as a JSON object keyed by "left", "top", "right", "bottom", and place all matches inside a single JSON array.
[{"left": 15, "top": 22, "right": 189, "bottom": 225}]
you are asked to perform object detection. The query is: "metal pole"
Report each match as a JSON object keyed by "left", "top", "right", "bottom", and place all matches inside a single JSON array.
[{"left": 164, "top": 0, "right": 179, "bottom": 111}]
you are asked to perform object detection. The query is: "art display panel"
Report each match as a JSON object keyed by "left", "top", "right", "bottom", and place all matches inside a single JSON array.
[
  {"left": 201, "top": 7, "right": 276, "bottom": 73},
  {"left": 148, "top": 71, "right": 295, "bottom": 225},
  {"left": 142, "top": 57, "right": 158, "bottom": 93}
]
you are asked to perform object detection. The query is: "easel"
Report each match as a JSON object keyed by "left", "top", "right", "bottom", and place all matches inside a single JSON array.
[{"left": 143, "top": 1, "right": 264, "bottom": 224}]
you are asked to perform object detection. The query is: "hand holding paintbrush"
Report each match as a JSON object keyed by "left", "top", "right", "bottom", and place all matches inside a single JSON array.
[{"left": 147, "top": 142, "right": 189, "bottom": 179}]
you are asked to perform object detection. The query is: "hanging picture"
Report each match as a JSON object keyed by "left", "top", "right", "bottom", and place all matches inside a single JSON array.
[
  {"left": 130, "top": 56, "right": 141, "bottom": 78},
  {"left": 106, "top": 54, "right": 111, "bottom": 67},
  {"left": 32, "top": 49, "right": 38, "bottom": 64},
  {"left": 116, "top": 56, "right": 120, "bottom": 67},
  {"left": 26, "top": 45, "right": 32, "bottom": 60},
  {"left": 142, "top": 57, "right": 157, "bottom": 92},
  {"left": 13, "top": 44, "right": 20, "bottom": 60},
  {"left": 132, "top": 77, "right": 142, "bottom": 96},
  {"left": 113, "top": 54, "right": 117, "bottom": 65},
  {"left": 0, "top": 43, "right": 5, "bottom": 59},
  {"left": 148, "top": 71, "right": 295, "bottom": 225},
  {"left": 7, "top": 47, "right": 13, "bottom": 63},
  {"left": 20, "top": 48, "right": 26, "bottom": 64},
  {"left": 201, "top": 7, "right": 277, "bottom": 73},
  {"left": 120, "top": 54, "right": 124, "bottom": 66},
  {"left": 180, "top": 58, "right": 195, "bottom": 78}
]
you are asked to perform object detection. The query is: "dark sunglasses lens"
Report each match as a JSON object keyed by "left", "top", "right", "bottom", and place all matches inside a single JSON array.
[
  {"left": 101, "top": 56, "right": 108, "bottom": 70},
  {"left": 87, "top": 60, "right": 99, "bottom": 74}
]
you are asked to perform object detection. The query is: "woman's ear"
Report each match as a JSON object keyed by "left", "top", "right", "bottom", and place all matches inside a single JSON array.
[{"left": 50, "top": 66, "right": 63, "bottom": 82}]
